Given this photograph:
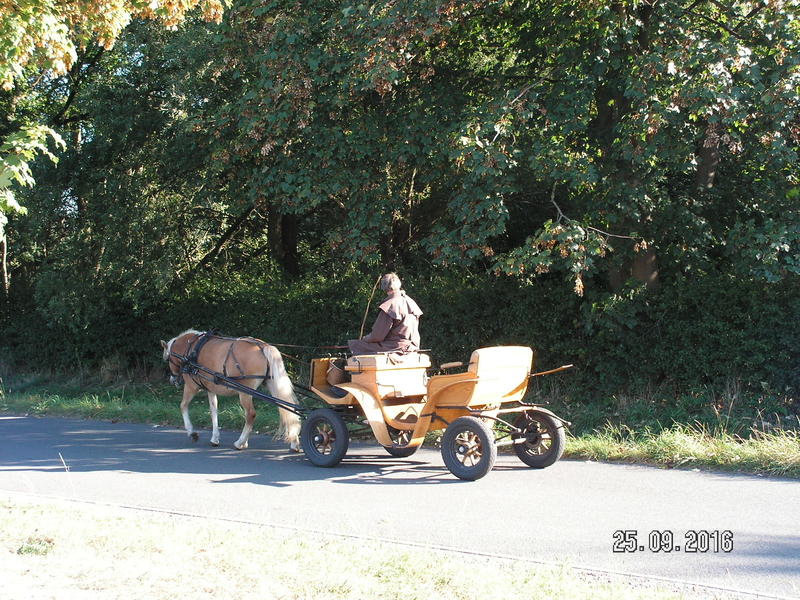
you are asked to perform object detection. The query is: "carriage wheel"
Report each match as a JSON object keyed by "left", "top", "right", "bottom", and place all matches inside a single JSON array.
[
  {"left": 513, "top": 410, "right": 566, "bottom": 468},
  {"left": 301, "top": 408, "right": 349, "bottom": 468},
  {"left": 441, "top": 416, "right": 496, "bottom": 481},
  {"left": 383, "top": 427, "right": 418, "bottom": 458}
]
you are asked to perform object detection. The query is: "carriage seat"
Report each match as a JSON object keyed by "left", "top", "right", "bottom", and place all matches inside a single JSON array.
[
  {"left": 347, "top": 352, "right": 431, "bottom": 399},
  {"left": 347, "top": 352, "right": 431, "bottom": 370},
  {"left": 467, "top": 346, "right": 532, "bottom": 375},
  {"left": 465, "top": 346, "right": 533, "bottom": 405}
]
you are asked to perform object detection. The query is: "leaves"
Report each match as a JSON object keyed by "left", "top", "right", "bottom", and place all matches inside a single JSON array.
[
  {"left": 4, "top": 0, "right": 799, "bottom": 319},
  {"left": 0, "top": 0, "right": 229, "bottom": 90},
  {"left": 0, "top": 126, "right": 65, "bottom": 237}
]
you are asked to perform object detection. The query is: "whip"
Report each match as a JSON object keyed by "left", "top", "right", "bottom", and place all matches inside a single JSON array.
[{"left": 358, "top": 275, "right": 382, "bottom": 339}]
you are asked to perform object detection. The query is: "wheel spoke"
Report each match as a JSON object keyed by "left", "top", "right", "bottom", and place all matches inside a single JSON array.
[
  {"left": 314, "top": 422, "right": 335, "bottom": 454},
  {"left": 302, "top": 408, "right": 350, "bottom": 468},
  {"left": 453, "top": 430, "right": 483, "bottom": 465},
  {"left": 441, "top": 416, "right": 497, "bottom": 480}
]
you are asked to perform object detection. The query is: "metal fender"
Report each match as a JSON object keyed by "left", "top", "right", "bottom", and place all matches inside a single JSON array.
[
  {"left": 524, "top": 406, "right": 571, "bottom": 428},
  {"left": 332, "top": 383, "right": 393, "bottom": 446}
]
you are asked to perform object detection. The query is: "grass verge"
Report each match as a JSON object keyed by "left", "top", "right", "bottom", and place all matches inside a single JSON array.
[
  {"left": 1, "top": 495, "right": 721, "bottom": 600},
  {"left": 0, "top": 378, "right": 283, "bottom": 435},
  {"left": 566, "top": 424, "right": 800, "bottom": 478}
]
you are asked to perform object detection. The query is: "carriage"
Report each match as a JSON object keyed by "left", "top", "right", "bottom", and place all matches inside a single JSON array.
[
  {"left": 302, "top": 346, "right": 571, "bottom": 481},
  {"left": 164, "top": 330, "right": 571, "bottom": 481}
]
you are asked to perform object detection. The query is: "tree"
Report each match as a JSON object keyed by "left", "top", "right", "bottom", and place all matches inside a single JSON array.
[
  {"left": 452, "top": 1, "right": 800, "bottom": 292},
  {"left": 203, "top": 1, "right": 798, "bottom": 291},
  {"left": 0, "top": 0, "right": 227, "bottom": 91},
  {"left": 4, "top": 1, "right": 798, "bottom": 395},
  {"left": 0, "top": 0, "right": 229, "bottom": 292}
]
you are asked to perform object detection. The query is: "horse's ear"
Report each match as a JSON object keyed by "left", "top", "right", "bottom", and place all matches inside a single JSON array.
[{"left": 160, "top": 340, "right": 168, "bottom": 349}]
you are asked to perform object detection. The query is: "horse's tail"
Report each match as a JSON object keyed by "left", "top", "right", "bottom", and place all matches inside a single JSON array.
[{"left": 262, "top": 344, "right": 301, "bottom": 449}]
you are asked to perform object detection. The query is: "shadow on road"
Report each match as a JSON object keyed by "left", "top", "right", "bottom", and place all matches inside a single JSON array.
[{"left": 0, "top": 416, "right": 488, "bottom": 486}]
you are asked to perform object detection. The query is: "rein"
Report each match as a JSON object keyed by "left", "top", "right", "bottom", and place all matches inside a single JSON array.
[
  {"left": 167, "top": 350, "right": 302, "bottom": 415},
  {"left": 270, "top": 343, "right": 348, "bottom": 350},
  {"left": 263, "top": 342, "right": 349, "bottom": 370}
]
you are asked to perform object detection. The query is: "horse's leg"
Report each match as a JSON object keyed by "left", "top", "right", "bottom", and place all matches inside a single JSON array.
[
  {"left": 180, "top": 386, "right": 199, "bottom": 442},
  {"left": 208, "top": 392, "right": 220, "bottom": 447},
  {"left": 280, "top": 407, "right": 301, "bottom": 452},
  {"left": 233, "top": 392, "right": 256, "bottom": 450}
]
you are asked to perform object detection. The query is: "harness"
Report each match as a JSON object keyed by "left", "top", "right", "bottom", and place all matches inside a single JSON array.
[{"left": 172, "top": 332, "right": 272, "bottom": 390}]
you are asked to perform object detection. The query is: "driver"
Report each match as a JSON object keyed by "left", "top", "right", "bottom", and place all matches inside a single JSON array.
[{"left": 347, "top": 272, "right": 423, "bottom": 355}]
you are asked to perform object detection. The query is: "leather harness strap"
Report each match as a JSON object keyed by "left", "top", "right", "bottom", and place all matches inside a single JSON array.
[{"left": 178, "top": 332, "right": 273, "bottom": 389}]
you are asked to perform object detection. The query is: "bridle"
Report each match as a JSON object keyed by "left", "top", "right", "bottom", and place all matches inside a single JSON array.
[
  {"left": 164, "top": 332, "right": 204, "bottom": 387},
  {"left": 165, "top": 343, "right": 185, "bottom": 387}
]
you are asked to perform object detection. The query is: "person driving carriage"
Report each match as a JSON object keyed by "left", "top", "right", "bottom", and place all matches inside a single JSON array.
[{"left": 347, "top": 272, "right": 423, "bottom": 355}]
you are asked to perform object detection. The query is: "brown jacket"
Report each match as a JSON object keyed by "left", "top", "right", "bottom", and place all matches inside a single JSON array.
[{"left": 348, "top": 290, "right": 423, "bottom": 354}]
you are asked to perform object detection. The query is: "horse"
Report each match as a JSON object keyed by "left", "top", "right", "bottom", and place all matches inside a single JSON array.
[{"left": 161, "top": 329, "right": 301, "bottom": 451}]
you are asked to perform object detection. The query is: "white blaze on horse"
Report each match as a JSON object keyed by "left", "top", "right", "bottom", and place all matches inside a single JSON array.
[{"left": 161, "top": 329, "right": 301, "bottom": 451}]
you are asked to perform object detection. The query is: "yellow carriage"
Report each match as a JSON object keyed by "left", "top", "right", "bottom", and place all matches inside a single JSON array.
[{"left": 300, "top": 346, "right": 571, "bottom": 480}]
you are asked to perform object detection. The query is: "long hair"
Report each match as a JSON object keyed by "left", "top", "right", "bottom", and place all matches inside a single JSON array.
[{"left": 262, "top": 344, "right": 301, "bottom": 443}]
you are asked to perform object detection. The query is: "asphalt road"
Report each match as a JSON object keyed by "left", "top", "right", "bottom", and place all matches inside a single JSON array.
[{"left": 1, "top": 415, "right": 798, "bottom": 598}]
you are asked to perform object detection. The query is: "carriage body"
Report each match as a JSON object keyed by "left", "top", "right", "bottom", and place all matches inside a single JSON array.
[{"left": 304, "top": 346, "right": 570, "bottom": 480}]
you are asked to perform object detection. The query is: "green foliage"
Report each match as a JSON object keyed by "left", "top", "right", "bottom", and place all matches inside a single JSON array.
[
  {"left": 0, "top": 126, "right": 64, "bottom": 236},
  {"left": 0, "top": 0, "right": 228, "bottom": 90},
  {"left": 566, "top": 424, "right": 800, "bottom": 478}
]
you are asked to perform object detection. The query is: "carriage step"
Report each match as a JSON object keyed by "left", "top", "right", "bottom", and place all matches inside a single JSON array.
[{"left": 325, "top": 385, "right": 350, "bottom": 398}]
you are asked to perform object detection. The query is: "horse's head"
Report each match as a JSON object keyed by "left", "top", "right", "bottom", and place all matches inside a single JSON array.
[
  {"left": 160, "top": 337, "right": 184, "bottom": 387},
  {"left": 161, "top": 330, "right": 201, "bottom": 387}
]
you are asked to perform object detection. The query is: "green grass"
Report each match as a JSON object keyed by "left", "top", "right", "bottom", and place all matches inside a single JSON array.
[
  {"left": 0, "top": 377, "right": 284, "bottom": 436},
  {"left": 16, "top": 535, "right": 55, "bottom": 556},
  {"left": 0, "top": 496, "right": 715, "bottom": 599},
  {"left": 533, "top": 378, "right": 800, "bottom": 478},
  {"left": 565, "top": 423, "right": 800, "bottom": 478}
]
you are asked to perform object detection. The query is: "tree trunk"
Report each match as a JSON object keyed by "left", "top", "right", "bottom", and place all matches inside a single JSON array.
[
  {"left": 268, "top": 207, "right": 300, "bottom": 277},
  {"left": 1, "top": 233, "right": 8, "bottom": 295},
  {"left": 599, "top": 3, "right": 660, "bottom": 292},
  {"left": 608, "top": 248, "right": 659, "bottom": 291},
  {"left": 631, "top": 248, "right": 659, "bottom": 289},
  {"left": 696, "top": 121, "right": 721, "bottom": 190}
]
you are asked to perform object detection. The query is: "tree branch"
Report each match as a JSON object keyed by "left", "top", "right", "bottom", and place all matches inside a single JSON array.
[
  {"left": 51, "top": 48, "right": 105, "bottom": 127},
  {"left": 181, "top": 204, "right": 256, "bottom": 284},
  {"left": 551, "top": 185, "right": 640, "bottom": 240},
  {"left": 686, "top": 7, "right": 749, "bottom": 41},
  {"left": 735, "top": 2, "right": 766, "bottom": 30}
]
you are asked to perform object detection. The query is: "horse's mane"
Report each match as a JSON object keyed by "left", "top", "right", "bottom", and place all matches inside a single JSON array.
[
  {"left": 163, "top": 328, "right": 203, "bottom": 360},
  {"left": 177, "top": 328, "right": 202, "bottom": 338}
]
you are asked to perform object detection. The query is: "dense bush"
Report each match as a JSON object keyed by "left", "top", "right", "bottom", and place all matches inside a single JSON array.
[{"left": 2, "top": 265, "right": 796, "bottom": 414}]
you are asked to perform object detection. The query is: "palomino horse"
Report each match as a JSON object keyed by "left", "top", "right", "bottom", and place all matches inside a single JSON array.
[{"left": 161, "top": 329, "right": 300, "bottom": 451}]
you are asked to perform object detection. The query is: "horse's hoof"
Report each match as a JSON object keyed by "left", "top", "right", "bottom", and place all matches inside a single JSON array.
[
  {"left": 191, "top": 432, "right": 199, "bottom": 442},
  {"left": 234, "top": 442, "right": 247, "bottom": 450},
  {"left": 210, "top": 441, "right": 220, "bottom": 447}
]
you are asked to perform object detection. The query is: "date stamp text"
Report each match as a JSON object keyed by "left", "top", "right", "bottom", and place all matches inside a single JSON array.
[{"left": 612, "top": 530, "right": 734, "bottom": 553}]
